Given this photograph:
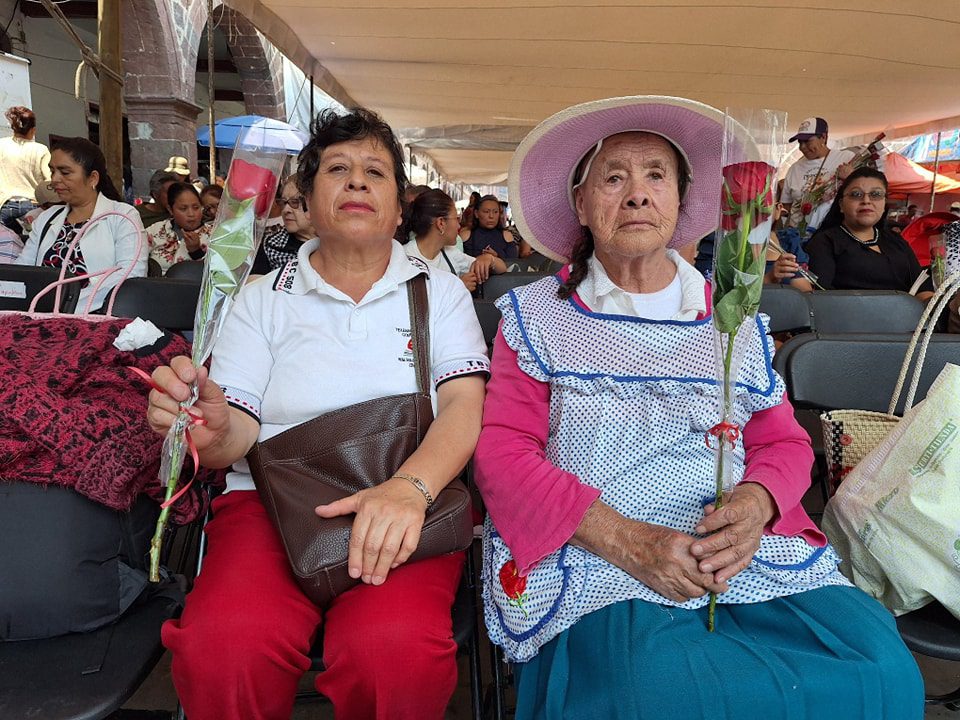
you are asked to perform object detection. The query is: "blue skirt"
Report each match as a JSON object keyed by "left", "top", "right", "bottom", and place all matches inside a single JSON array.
[{"left": 514, "top": 586, "right": 923, "bottom": 720}]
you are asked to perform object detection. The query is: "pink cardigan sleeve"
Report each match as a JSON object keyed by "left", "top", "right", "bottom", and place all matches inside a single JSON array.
[
  {"left": 475, "top": 330, "right": 825, "bottom": 575},
  {"left": 741, "top": 394, "right": 826, "bottom": 546},
  {"left": 474, "top": 329, "right": 601, "bottom": 575}
]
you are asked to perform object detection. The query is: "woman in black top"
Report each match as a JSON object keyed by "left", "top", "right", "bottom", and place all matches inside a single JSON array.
[
  {"left": 459, "top": 194, "right": 518, "bottom": 259},
  {"left": 807, "top": 167, "right": 932, "bottom": 300}
]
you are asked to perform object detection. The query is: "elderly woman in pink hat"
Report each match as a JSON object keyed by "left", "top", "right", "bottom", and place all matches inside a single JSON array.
[{"left": 474, "top": 96, "right": 922, "bottom": 719}]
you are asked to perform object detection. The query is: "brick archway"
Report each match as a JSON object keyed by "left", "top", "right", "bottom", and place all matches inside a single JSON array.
[
  {"left": 202, "top": 6, "right": 286, "bottom": 121},
  {"left": 122, "top": 0, "right": 202, "bottom": 193}
]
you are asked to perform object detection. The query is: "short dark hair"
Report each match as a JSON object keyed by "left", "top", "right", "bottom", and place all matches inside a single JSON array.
[
  {"left": 200, "top": 184, "right": 223, "bottom": 200},
  {"left": 51, "top": 137, "right": 122, "bottom": 202},
  {"left": 166, "top": 181, "right": 200, "bottom": 209},
  {"left": 5, "top": 106, "right": 36, "bottom": 135},
  {"left": 150, "top": 170, "right": 180, "bottom": 201},
  {"left": 296, "top": 107, "right": 407, "bottom": 204}
]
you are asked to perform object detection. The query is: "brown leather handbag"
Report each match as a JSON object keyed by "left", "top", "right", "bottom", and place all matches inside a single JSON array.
[{"left": 247, "top": 274, "right": 474, "bottom": 607}]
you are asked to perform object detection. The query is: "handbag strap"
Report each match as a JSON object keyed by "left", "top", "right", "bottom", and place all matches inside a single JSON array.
[
  {"left": 406, "top": 273, "right": 430, "bottom": 395},
  {"left": 887, "top": 270, "right": 960, "bottom": 415},
  {"left": 28, "top": 210, "right": 146, "bottom": 318}
]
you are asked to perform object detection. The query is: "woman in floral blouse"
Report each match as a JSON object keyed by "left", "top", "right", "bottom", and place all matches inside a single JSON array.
[{"left": 146, "top": 182, "right": 211, "bottom": 274}]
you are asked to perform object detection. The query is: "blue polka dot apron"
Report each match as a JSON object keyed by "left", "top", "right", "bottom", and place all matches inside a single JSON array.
[{"left": 483, "top": 275, "right": 850, "bottom": 662}]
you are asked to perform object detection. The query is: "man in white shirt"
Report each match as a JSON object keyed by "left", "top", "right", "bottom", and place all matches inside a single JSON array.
[{"left": 780, "top": 117, "right": 855, "bottom": 236}]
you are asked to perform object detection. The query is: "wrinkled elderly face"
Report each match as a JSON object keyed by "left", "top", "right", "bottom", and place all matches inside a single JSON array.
[{"left": 573, "top": 132, "right": 681, "bottom": 261}]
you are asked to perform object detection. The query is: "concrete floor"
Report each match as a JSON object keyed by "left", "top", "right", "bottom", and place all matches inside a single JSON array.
[
  {"left": 116, "top": 484, "right": 959, "bottom": 719},
  {"left": 119, "top": 646, "right": 959, "bottom": 719}
]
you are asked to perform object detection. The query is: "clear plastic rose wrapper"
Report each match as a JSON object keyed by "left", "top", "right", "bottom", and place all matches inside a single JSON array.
[
  {"left": 707, "top": 107, "right": 788, "bottom": 630},
  {"left": 149, "top": 132, "right": 285, "bottom": 580}
]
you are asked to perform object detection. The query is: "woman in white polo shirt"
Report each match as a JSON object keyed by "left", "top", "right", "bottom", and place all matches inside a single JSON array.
[
  {"left": 147, "top": 108, "right": 489, "bottom": 720},
  {"left": 403, "top": 188, "right": 507, "bottom": 292}
]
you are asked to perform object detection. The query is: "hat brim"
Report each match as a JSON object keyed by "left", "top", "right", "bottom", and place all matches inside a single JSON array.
[
  {"left": 508, "top": 96, "right": 737, "bottom": 263},
  {"left": 789, "top": 133, "right": 818, "bottom": 143}
]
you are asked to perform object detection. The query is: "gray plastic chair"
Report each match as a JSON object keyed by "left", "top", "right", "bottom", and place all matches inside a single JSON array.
[{"left": 807, "top": 290, "right": 923, "bottom": 334}]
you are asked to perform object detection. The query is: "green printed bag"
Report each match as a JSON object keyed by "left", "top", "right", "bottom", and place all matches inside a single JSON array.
[{"left": 823, "top": 362, "right": 960, "bottom": 620}]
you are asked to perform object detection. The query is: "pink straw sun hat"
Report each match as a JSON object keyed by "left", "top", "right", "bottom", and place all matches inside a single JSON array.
[{"left": 508, "top": 95, "right": 729, "bottom": 263}]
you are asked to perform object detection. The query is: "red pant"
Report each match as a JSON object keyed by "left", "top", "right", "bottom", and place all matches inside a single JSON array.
[{"left": 162, "top": 490, "right": 464, "bottom": 720}]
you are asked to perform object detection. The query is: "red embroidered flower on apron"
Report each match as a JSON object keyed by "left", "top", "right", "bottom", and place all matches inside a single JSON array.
[{"left": 499, "top": 560, "right": 529, "bottom": 618}]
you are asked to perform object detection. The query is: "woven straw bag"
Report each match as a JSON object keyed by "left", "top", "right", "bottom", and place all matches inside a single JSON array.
[{"left": 821, "top": 271, "right": 960, "bottom": 493}]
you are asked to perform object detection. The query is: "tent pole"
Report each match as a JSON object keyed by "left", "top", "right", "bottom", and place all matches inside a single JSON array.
[
  {"left": 309, "top": 74, "right": 315, "bottom": 120},
  {"left": 207, "top": 0, "right": 216, "bottom": 182},
  {"left": 929, "top": 131, "right": 942, "bottom": 213}
]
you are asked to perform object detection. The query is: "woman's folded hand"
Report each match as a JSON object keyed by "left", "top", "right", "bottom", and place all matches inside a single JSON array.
[
  {"left": 315, "top": 476, "right": 428, "bottom": 587},
  {"left": 572, "top": 500, "right": 726, "bottom": 603},
  {"left": 691, "top": 482, "right": 776, "bottom": 584},
  {"left": 614, "top": 521, "right": 728, "bottom": 603}
]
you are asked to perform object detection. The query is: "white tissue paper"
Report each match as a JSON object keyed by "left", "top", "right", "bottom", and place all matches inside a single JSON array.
[{"left": 113, "top": 317, "right": 165, "bottom": 351}]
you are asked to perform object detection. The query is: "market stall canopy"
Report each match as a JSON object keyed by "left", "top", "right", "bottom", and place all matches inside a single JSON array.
[
  {"left": 228, "top": 0, "right": 960, "bottom": 184},
  {"left": 883, "top": 153, "right": 960, "bottom": 199},
  {"left": 900, "top": 129, "right": 960, "bottom": 165},
  {"left": 197, "top": 115, "right": 309, "bottom": 154}
]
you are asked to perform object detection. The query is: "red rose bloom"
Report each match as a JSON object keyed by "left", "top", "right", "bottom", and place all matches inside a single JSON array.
[
  {"left": 801, "top": 202, "right": 814, "bottom": 216},
  {"left": 227, "top": 159, "right": 278, "bottom": 215},
  {"left": 720, "top": 161, "right": 775, "bottom": 231}
]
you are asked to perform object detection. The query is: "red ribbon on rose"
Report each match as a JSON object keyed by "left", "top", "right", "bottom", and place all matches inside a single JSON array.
[{"left": 705, "top": 421, "right": 741, "bottom": 449}]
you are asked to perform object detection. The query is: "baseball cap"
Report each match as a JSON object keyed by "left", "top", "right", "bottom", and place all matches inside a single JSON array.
[
  {"left": 949, "top": 202, "right": 960, "bottom": 213},
  {"left": 789, "top": 117, "right": 828, "bottom": 143}
]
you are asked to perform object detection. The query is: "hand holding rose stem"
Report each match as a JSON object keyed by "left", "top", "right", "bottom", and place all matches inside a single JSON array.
[
  {"left": 708, "top": 159, "right": 776, "bottom": 630},
  {"left": 145, "top": 155, "right": 281, "bottom": 581}
]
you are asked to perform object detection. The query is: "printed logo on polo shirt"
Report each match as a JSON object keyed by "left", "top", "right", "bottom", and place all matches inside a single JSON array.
[
  {"left": 407, "top": 256, "right": 430, "bottom": 275},
  {"left": 273, "top": 260, "right": 298, "bottom": 294},
  {"left": 395, "top": 326, "right": 414, "bottom": 366}
]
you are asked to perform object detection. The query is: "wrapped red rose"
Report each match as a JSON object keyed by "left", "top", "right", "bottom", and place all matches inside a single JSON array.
[
  {"left": 720, "top": 161, "right": 775, "bottom": 231},
  {"left": 227, "top": 158, "right": 278, "bottom": 215}
]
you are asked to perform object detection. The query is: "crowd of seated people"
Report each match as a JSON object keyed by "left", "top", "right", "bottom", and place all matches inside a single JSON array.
[{"left": 1, "top": 97, "right": 958, "bottom": 720}]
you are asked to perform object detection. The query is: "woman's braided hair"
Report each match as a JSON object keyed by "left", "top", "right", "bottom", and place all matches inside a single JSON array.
[{"left": 556, "top": 137, "right": 690, "bottom": 301}]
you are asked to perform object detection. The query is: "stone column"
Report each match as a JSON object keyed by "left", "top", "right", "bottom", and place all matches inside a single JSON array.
[{"left": 126, "top": 97, "right": 202, "bottom": 197}]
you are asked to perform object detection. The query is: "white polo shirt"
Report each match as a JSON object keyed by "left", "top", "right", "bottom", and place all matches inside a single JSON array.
[
  {"left": 213, "top": 238, "right": 490, "bottom": 493},
  {"left": 404, "top": 240, "right": 475, "bottom": 276}
]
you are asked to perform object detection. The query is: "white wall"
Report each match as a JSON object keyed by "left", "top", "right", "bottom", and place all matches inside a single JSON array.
[{"left": 0, "top": 3, "right": 98, "bottom": 146}]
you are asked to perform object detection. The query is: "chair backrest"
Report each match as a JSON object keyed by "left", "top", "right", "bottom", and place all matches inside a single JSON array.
[
  {"left": 473, "top": 300, "right": 501, "bottom": 348},
  {"left": 780, "top": 333, "right": 960, "bottom": 414},
  {"left": 808, "top": 290, "right": 923, "bottom": 334},
  {"left": 516, "top": 252, "right": 564, "bottom": 274},
  {"left": 759, "top": 285, "right": 812, "bottom": 333},
  {"left": 0, "top": 265, "right": 80, "bottom": 313},
  {"left": 110, "top": 277, "right": 201, "bottom": 331},
  {"left": 164, "top": 260, "right": 204, "bottom": 283},
  {"left": 480, "top": 271, "right": 548, "bottom": 301}
]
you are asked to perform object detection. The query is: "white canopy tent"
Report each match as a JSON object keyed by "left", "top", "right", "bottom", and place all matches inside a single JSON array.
[{"left": 224, "top": 0, "right": 960, "bottom": 185}]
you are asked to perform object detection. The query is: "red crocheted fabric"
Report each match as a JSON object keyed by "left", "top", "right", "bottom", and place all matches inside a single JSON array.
[{"left": 0, "top": 314, "right": 214, "bottom": 524}]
